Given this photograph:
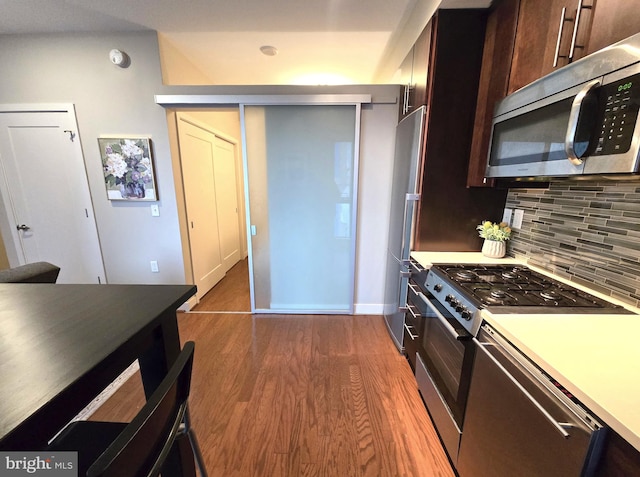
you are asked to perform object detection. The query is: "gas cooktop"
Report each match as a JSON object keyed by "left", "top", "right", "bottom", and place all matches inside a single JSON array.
[
  {"left": 430, "top": 263, "right": 630, "bottom": 312},
  {"left": 424, "top": 263, "right": 634, "bottom": 336}
]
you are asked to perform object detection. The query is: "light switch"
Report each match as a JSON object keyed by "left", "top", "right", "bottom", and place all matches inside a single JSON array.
[
  {"left": 151, "top": 204, "right": 160, "bottom": 216},
  {"left": 502, "top": 208, "right": 513, "bottom": 226}
]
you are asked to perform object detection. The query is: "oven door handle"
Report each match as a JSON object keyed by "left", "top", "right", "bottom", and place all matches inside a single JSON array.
[{"left": 418, "top": 291, "right": 471, "bottom": 341}]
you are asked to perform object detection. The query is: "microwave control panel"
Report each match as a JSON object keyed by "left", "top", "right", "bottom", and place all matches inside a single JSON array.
[{"left": 594, "top": 73, "right": 640, "bottom": 156}]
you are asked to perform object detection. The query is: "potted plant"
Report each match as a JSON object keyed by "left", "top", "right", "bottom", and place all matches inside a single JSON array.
[{"left": 477, "top": 221, "right": 512, "bottom": 258}]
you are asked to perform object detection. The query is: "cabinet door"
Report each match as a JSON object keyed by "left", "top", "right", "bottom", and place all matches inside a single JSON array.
[
  {"left": 596, "top": 430, "right": 640, "bottom": 476},
  {"left": 467, "top": 0, "right": 520, "bottom": 187},
  {"left": 586, "top": 0, "right": 640, "bottom": 55},
  {"left": 410, "top": 23, "right": 431, "bottom": 114},
  {"left": 398, "top": 21, "right": 433, "bottom": 119},
  {"left": 398, "top": 47, "right": 414, "bottom": 118},
  {"left": 508, "top": 0, "right": 573, "bottom": 93}
]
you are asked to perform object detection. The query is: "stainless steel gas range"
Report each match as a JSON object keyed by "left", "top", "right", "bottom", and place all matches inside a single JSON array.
[
  {"left": 426, "top": 263, "right": 631, "bottom": 336},
  {"left": 411, "top": 262, "right": 633, "bottom": 474}
]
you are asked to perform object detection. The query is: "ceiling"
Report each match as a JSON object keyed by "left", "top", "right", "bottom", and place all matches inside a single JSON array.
[{"left": 0, "top": 0, "right": 490, "bottom": 85}]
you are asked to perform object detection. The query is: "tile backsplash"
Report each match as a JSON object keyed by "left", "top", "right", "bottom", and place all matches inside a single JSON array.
[{"left": 505, "top": 180, "right": 640, "bottom": 308}]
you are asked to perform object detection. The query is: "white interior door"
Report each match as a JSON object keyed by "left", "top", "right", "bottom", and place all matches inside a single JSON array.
[
  {"left": 177, "top": 114, "right": 231, "bottom": 299},
  {"left": 213, "top": 135, "right": 241, "bottom": 272},
  {"left": 0, "top": 105, "right": 106, "bottom": 283}
]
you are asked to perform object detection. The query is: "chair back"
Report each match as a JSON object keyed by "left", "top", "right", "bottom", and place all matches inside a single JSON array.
[{"left": 87, "top": 341, "right": 195, "bottom": 477}]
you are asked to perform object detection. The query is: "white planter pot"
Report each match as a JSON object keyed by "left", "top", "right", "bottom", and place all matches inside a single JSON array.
[{"left": 482, "top": 239, "right": 506, "bottom": 258}]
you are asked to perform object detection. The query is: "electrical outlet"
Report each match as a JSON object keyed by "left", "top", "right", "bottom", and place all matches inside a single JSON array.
[
  {"left": 512, "top": 209, "right": 524, "bottom": 229},
  {"left": 502, "top": 208, "right": 513, "bottom": 226},
  {"left": 151, "top": 204, "right": 159, "bottom": 216},
  {"left": 150, "top": 260, "right": 159, "bottom": 273}
]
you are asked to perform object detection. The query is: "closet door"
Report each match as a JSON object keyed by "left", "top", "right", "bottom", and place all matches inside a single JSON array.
[
  {"left": 212, "top": 135, "right": 241, "bottom": 273},
  {"left": 177, "top": 115, "right": 225, "bottom": 299}
]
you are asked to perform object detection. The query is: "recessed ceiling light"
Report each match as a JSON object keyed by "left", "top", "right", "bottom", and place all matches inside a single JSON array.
[{"left": 260, "top": 45, "right": 278, "bottom": 57}]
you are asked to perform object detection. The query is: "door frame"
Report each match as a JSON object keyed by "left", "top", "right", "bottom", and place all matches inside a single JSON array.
[
  {"left": 158, "top": 94, "right": 371, "bottom": 313},
  {"left": 0, "top": 103, "right": 106, "bottom": 282}
]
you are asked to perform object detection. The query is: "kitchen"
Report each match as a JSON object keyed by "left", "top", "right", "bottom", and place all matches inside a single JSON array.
[
  {"left": 1, "top": 0, "right": 640, "bottom": 476},
  {"left": 384, "top": 1, "right": 640, "bottom": 475}
]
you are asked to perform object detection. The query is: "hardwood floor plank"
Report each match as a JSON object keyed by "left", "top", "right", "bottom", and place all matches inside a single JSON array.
[
  {"left": 87, "top": 312, "right": 455, "bottom": 477},
  {"left": 192, "top": 259, "right": 251, "bottom": 312}
]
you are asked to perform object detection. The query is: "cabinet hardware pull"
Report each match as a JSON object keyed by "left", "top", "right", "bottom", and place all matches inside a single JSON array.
[
  {"left": 408, "top": 283, "right": 420, "bottom": 294},
  {"left": 553, "top": 7, "right": 573, "bottom": 67},
  {"left": 404, "top": 323, "right": 418, "bottom": 340},
  {"left": 407, "top": 304, "right": 421, "bottom": 320},
  {"left": 403, "top": 83, "right": 413, "bottom": 114},
  {"left": 474, "top": 340, "right": 572, "bottom": 439},
  {"left": 403, "top": 85, "right": 409, "bottom": 114},
  {"left": 569, "top": 0, "right": 593, "bottom": 61},
  {"left": 409, "top": 258, "right": 426, "bottom": 273}
]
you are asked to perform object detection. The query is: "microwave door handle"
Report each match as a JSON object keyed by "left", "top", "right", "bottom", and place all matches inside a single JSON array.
[{"left": 565, "top": 79, "right": 601, "bottom": 165}]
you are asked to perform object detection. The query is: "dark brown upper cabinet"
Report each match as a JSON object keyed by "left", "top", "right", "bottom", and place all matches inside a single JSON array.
[
  {"left": 467, "top": 0, "right": 520, "bottom": 187},
  {"left": 398, "top": 21, "right": 432, "bottom": 119},
  {"left": 586, "top": 0, "right": 640, "bottom": 55}
]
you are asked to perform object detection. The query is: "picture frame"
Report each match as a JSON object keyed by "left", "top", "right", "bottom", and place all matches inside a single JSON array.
[{"left": 98, "top": 137, "right": 158, "bottom": 201}]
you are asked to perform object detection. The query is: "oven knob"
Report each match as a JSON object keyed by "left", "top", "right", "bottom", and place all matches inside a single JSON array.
[
  {"left": 434, "top": 283, "right": 443, "bottom": 292},
  {"left": 461, "top": 309, "right": 472, "bottom": 320},
  {"left": 445, "top": 294, "right": 455, "bottom": 304},
  {"left": 455, "top": 303, "right": 464, "bottom": 313}
]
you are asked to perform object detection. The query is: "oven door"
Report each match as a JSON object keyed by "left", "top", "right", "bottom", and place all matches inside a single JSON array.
[{"left": 414, "top": 290, "right": 475, "bottom": 463}]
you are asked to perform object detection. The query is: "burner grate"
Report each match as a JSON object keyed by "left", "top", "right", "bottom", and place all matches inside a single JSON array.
[{"left": 433, "top": 264, "right": 625, "bottom": 310}]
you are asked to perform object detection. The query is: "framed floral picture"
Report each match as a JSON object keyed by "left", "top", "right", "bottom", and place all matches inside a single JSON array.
[{"left": 98, "top": 137, "right": 158, "bottom": 201}]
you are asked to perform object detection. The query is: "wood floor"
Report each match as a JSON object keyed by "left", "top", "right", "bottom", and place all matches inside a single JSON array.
[
  {"left": 91, "top": 313, "right": 454, "bottom": 477},
  {"left": 192, "top": 259, "right": 251, "bottom": 312},
  {"left": 89, "top": 264, "right": 455, "bottom": 476}
]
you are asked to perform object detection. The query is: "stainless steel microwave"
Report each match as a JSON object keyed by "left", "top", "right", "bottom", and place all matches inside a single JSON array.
[{"left": 485, "top": 32, "right": 640, "bottom": 180}]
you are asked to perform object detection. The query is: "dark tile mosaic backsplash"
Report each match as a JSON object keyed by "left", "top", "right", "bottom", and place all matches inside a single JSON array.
[{"left": 505, "top": 180, "right": 640, "bottom": 308}]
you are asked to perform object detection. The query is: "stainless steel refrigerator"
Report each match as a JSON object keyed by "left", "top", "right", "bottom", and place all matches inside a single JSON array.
[
  {"left": 383, "top": 106, "right": 425, "bottom": 351},
  {"left": 382, "top": 103, "right": 507, "bottom": 350}
]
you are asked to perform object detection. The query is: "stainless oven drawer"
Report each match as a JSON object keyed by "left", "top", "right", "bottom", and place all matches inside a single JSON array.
[{"left": 416, "top": 353, "right": 461, "bottom": 464}]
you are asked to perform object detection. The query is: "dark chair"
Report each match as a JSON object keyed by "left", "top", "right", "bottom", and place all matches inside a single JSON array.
[
  {"left": 0, "top": 261, "right": 60, "bottom": 283},
  {"left": 47, "top": 341, "right": 207, "bottom": 477}
]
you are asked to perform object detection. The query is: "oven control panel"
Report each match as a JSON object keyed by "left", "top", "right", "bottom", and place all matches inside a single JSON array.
[{"left": 425, "top": 271, "right": 481, "bottom": 336}]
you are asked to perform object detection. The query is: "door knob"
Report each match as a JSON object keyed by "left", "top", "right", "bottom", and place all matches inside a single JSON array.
[{"left": 16, "top": 224, "right": 30, "bottom": 231}]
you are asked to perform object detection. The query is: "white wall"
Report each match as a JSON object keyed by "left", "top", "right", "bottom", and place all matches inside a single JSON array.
[
  {"left": 157, "top": 33, "right": 213, "bottom": 85},
  {"left": 0, "top": 32, "right": 400, "bottom": 310},
  {"left": 0, "top": 32, "right": 185, "bottom": 284}
]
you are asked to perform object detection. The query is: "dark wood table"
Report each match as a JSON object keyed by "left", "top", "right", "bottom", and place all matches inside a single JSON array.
[{"left": 0, "top": 283, "right": 197, "bottom": 473}]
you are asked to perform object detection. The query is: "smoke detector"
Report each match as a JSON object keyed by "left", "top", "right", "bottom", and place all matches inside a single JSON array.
[{"left": 109, "top": 49, "right": 130, "bottom": 68}]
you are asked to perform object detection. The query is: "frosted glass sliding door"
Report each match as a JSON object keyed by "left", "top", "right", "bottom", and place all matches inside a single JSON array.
[{"left": 243, "top": 105, "right": 358, "bottom": 313}]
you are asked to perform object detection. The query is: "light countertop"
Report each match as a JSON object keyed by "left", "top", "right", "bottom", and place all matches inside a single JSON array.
[
  {"left": 411, "top": 251, "right": 519, "bottom": 266},
  {"left": 410, "top": 251, "right": 640, "bottom": 452}
]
